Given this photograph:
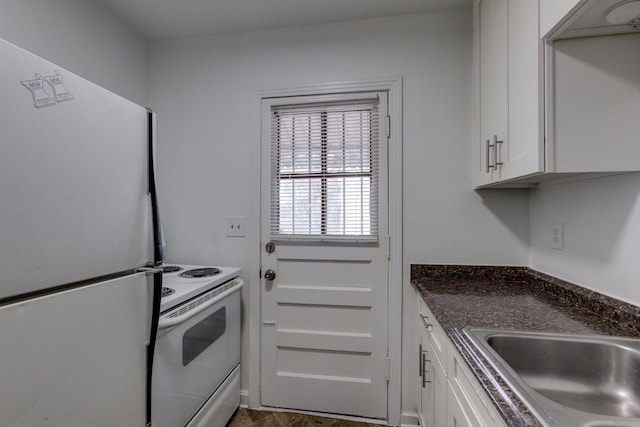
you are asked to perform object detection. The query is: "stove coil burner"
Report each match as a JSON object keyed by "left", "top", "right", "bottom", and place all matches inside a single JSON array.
[
  {"left": 161, "top": 287, "right": 175, "bottom": 297},
  {"left": 162, "top": 265, "right": 183, "bottom": 273},
  {"left": 179, "top": 267, "right": 221, "bottom": 278}
]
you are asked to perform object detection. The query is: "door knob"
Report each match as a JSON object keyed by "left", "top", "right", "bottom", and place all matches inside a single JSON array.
[{"left": 264, "top": 269, "right": 276, "bottom": 281}]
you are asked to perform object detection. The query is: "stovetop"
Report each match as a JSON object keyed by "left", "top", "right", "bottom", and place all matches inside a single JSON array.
[{"left": 160, "top": 263, "right": 241, "bottom": 312}]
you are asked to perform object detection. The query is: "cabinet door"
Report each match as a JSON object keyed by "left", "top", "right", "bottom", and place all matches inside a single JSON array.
[
  {"left": 446, "top": 386, "right": 476, "bottom": 427},
  {"left": 474, "top": 0, "right": 545, "bottom": 187},
  {"left": 501, "top": 0, "right": 545, "bottom": 181},
  {"left": 418, "top": 327, "right": 435, "bottom": 427},
  {"left": 433, "top": 356, "right": 447, "bottom": 427},
  {"left": 476, "top": 0, "right": 508, "bottom": 185}
]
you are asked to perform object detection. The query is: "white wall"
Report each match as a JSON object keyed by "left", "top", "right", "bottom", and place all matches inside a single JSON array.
[
  {"left": 530, "top": 173, "right": 640, "bottom": 306},
  {"left": 0, "top": 0, "right": 148, "bottom": 105},
  {"left": 148, "top": 9, "right": 530, "bottom": 422}
]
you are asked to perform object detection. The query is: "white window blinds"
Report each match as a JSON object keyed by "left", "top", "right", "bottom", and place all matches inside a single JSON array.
[{"left": 270, "top": 98, "right": 380, "bottom": 241}]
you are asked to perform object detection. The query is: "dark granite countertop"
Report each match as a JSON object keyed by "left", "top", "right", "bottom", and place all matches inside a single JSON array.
[{"left": 410, "top": 265, "right": 640, "bottom": 427}]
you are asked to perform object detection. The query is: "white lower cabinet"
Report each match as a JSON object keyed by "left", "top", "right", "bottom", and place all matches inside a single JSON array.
[
  {"left": 418, "top": 326, "right": 434, "bottom": 427},
  {"left": 416, "top": 296, "right": 506, "bottom": 427},
  {"left": 447, "top": 386, "right": 475, "bottom": 427},
  {"left": 447, "top": 345, "right": 506, "bottom": 427},
  {"left": 417, "top": 322, "right": 446, "bottom": 427}
]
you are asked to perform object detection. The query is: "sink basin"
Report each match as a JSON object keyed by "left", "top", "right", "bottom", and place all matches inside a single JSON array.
[{"left": 464, "top": 328, "right": 640, "bottom": 427}]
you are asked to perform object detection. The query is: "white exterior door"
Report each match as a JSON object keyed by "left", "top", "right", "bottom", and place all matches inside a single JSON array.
[{"left": 260, "top": 92, "right": 389, "bottom": 419}]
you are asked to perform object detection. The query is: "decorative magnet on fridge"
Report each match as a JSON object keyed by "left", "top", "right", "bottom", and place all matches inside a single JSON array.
[
  {"left": 44, "top": 70, "right": 74, "bottom": 103},
  {"left": 21, "top": 73, "right": 56, "bottom": 108}
]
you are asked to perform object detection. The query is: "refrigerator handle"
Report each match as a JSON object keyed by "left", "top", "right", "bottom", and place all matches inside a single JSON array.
[
  {"left": 147, "top": 109, "right": 163, "bottom": 266},
  {"left": 146, "top": 270, "right": 162, "bottom": 427},
  {"left": 136, "top": 267, "right": 163, "bottom": 274},
  {"left": 146, "top": 108, "right": 164, "bottom": 427}
]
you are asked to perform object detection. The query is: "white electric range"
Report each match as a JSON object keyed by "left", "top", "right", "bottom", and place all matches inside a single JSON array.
[
  {"left": 159, "top": 263, "right": 241, "bottom": 312},
  {"left": 153, "top": 263, "right": 243, "bottom": 427}
]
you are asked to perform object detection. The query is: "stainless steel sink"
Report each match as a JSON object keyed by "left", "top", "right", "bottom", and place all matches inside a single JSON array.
[{"left": 463, "top": 328, "right": 640, "bottom": 427}]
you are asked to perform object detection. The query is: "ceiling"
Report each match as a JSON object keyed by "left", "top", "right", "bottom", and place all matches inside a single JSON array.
[{"left": 100, "top": 0, "right": 472, "bottom": 40}]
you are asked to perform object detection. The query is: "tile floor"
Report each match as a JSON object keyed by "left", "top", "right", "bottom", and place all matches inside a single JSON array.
[{"left": 226, "top": 408, "right": 383, "bottom": 427}]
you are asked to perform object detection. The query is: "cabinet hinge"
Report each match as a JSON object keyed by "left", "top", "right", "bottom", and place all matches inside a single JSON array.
[
  {"left": 386, "top": 115, "right": 391, "bottom": 139},
  {"left": 386, "top": 357, "right": 391, "bottom": 381}
]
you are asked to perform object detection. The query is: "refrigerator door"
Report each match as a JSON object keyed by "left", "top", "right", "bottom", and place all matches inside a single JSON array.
[
  {"left": 0, "top": 38, "right": 152, "bottom": 300},
  {"left": 0, "top": 273, "right": 151, "bottom": 427}
]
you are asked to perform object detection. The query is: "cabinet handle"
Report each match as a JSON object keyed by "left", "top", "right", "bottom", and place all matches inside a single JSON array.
[
  {"left": 418, "top": 343, "right": 423, "bottom": 377},
  {"left": 485, "top": 139, "right": 492, "bottom": 173},
  {"left": 422, "top": 351, "right": 431, "bottom": 388},
  {"left": 422, "top": 316, "right": 433, "bottom": 329},
  {"left": 493, "top": 135, "right": 504, "bottom": 169}
]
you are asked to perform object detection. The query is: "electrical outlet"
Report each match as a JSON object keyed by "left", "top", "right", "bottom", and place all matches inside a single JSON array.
[
  {"left": 551, "top": 221, "right": 564, "bottom": 250},
  {"left": 226, "top": 216, "right": 246, "bottom": 237}
]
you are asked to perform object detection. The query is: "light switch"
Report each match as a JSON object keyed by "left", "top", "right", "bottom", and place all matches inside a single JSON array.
[{"left": 226, "top": 216, "right": 246, "bottom": 237}]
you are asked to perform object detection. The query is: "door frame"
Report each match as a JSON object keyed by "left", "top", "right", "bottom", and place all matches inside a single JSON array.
[{"left": 248, "top": 77, "right": 403, "bottom": 425}]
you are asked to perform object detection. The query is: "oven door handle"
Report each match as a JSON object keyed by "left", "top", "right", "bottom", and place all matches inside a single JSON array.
[{"left": 158, "top": 278, "right": 244, "bottom": 329}]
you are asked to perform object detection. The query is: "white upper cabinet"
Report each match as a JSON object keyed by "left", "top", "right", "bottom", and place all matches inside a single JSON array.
[
  {"left": 541, "top": 0, "right": 640, "bottom": 40},
  {"left": 504, "top": 1, "right": 545, "bottom": 181},
  {"left": 549, "top": 33, "right": 640, "bottom": 173},
  {"left": 473, "top": 0, "right": 640, "bottom": 188},
  {"left": 479, "top": 0, "right": 509, "bottom": 185},
  {"left": 472, "top": 0, "right": 544, "bottom": 188},
  {"left": 475, "top": 0, "right": 508, "bottom": 186}
]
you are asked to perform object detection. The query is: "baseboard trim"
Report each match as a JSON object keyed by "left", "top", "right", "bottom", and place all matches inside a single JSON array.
[
  {"left": 239, "top": 389, "right": 249, "bottom": 408},
  {"left": 400, "top": 410, "right": 419, "bottom": 427}
]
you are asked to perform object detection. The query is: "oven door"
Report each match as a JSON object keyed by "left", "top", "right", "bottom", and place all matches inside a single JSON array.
[{"left": 152, "top": 280, "right": 242, "bottom": 427}]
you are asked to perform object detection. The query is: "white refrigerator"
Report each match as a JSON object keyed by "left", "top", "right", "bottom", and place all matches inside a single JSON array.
[{"left": 0, "top": 38, "right": 163, "bottom": 426}]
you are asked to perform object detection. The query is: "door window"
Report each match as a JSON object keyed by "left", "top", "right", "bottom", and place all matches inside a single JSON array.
[{"left": 269, "top": 99, "right": 380, "bottom": 241}]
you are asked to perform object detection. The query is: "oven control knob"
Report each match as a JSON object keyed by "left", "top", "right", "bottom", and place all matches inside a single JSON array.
[{"left": 264, "top": 269, "right": 276, "bottom": 281}]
